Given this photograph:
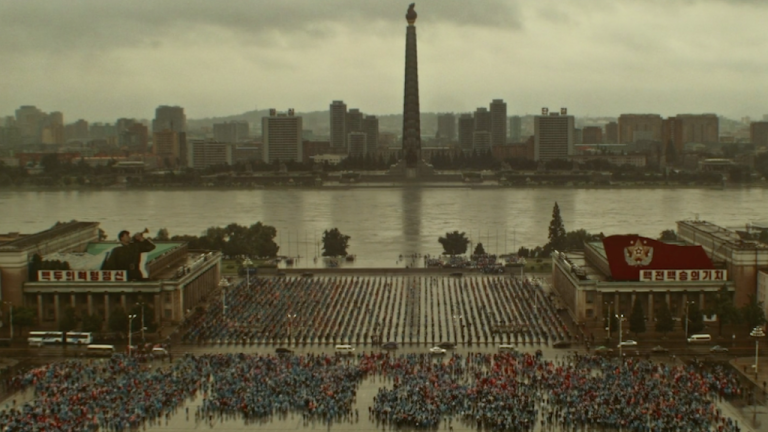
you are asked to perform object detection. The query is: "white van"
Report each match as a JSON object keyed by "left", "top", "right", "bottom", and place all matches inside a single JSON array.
[
  {"left": 498, "top": 344, "right": 516, "bottom": 352},
  {"left": 687, "top": 334, "right": 712, "bottom": 344},
  {"left": 335, "top": 345, "right": 355, "bottom": 355},
  {"left": 86, "top": 344, "right": 115, "bottom": 357}
]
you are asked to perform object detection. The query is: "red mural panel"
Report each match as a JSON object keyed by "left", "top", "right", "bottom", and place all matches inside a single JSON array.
[{"left": 602, "top": 235, "right": 713, "bottom": 281}]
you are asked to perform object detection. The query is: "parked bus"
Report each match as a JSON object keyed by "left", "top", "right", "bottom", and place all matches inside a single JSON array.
[
  {"left": 85, "top": 344, "right": 115, "bottom": 357},
  {"left": 65, "top": 332, "right": 93, "bottom": 345},
  {"left": 27, "top": 331, "right": 64, "bottom": 345}
]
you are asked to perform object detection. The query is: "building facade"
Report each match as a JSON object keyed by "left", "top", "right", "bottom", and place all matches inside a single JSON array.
[
  {"left": 437, "top": 113, "right": 456, "bottom": 141},
  {"left": 618, "top": 114, "right": 663, "bottom": 144},
  {"left": 261, "top": 109, "right": 303, "bottom": 164},
  {"left": 0, "top": 222, "right": 221, "bottom": 330},
  {"left": 534, "top": 108, "right": 574, "bottom": 161},
  {"left": 489, "top": 99, "right": 507, "bottom": 147},
  {"left": 509, "top": 116, "right": 522, "bottom": 142},
  {"left": 152, "top": 105, "right": 186, "bottom": 133},
  {"left": 329, "top": 101, "right": 347, "bottom": 150}
]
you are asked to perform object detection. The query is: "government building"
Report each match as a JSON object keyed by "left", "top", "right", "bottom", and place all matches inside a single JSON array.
[
  {"left": 552, "top": 220, "right": 768, "bottom": 323},
  {"left": 0, "top": 221, "right": 221, "bottom": 327}
]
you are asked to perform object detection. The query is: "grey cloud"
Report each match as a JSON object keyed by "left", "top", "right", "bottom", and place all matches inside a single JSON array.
[{"left": 0, "top": 0, "right": 522, "bottom": 55}]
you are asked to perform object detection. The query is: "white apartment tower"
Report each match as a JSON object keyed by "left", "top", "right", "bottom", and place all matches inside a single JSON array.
[
  {"left": 534, "top": 107, "right": 575, "bottom": 161},
  {"left": 261, "top": 109, "right": 303, "bottom": 164}
]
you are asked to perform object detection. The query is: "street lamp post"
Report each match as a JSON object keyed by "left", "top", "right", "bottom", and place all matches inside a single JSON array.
[
  {"left": 751, "top": 326, "right": 765, "bottom": 377},
  {"left": 604, "top": 302, "right": 613, "bottom": 341},
  {"left": 684, "top": 301, "right": 695, "bottom": 341},
  {"left": 2, "top": 302, "right": 12, "bottom": 341},
  {"left": 219, "top": 278, "right": 230, "bottom": 317},
  {"left": 617, "top": 313, "right": 624, "bottom": 360},
  {"left": 243, "top": 258, "right": 254, "bottom": 288},
  {"left": 128, "top": 314, "right": 137, "bottom": 356},
  {"left": 136, "top": 302, "right": 146, "bottom": 343},
  {"left": 287, "top": 313, "right": 297, "bottom": 347}
]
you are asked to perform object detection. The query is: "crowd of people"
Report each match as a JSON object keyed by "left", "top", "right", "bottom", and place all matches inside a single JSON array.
[
  {"left": 0, "top": 351, "right": 748, "bottom": 431},
  {"left": 180, "top": 275, "right": 572, "bottom": 347}
]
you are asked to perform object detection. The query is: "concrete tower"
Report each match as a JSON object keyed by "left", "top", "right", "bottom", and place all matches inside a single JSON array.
[{"left": 401, "top": 3, "right": 421, "bottom": 169}]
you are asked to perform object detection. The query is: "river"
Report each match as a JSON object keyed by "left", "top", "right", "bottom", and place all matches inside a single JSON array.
[{"left": 2, "top": 187, "right": 767, "bottom": 268}]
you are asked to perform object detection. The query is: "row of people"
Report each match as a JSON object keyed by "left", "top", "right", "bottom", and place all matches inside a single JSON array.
[{"left": 180, "top": 275, "right": 572, "bottom": 347}]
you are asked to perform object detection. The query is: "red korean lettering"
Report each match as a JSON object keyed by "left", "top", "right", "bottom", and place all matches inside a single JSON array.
[{"left": 679, "top": 271, "right": 688, "bottom": 281}]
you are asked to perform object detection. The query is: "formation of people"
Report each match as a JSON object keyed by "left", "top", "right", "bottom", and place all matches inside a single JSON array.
[
  {"left": 180, "top": 275, "right": 572, "bottom": 347},
  {"left": 0, "top": 352, "right": 746, "bottom": 431}
]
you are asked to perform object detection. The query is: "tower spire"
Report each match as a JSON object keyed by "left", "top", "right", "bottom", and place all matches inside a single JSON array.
[{"left": 402, "top": 3, "right": 421, "bottom": 169}]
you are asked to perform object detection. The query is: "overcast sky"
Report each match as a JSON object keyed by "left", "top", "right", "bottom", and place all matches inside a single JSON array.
[{"left": 1, "top": 0, "right": 766, "bottom": 123}]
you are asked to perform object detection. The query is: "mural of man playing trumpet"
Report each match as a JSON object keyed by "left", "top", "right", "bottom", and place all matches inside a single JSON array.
[{"left": 102, "top": 228, "right": 156, "bottom": 281}]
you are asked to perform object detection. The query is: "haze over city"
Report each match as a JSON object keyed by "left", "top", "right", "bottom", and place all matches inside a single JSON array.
[{"left": 2, "top": 0, "right": 767, "bottom": 122}]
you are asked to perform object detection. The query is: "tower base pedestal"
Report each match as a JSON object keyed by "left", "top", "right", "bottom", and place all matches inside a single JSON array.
[{"left": 388, "top": 159, "right": 435, "bottom": 178}]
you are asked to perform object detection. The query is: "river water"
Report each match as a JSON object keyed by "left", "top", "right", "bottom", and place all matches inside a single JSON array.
[{"left": 2, "top": 187, "right": 767, "bottom": 268}]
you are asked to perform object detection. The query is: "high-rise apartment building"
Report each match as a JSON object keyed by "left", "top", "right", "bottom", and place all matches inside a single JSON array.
[
  {"left": 582, "top": 126, "right": 603, "bottom": 144},
  {"left": 329, "top": 101, "right": 347, "bottom": 150},
  {"left": 618, "top": 114, "right": 663, "bottom": 144},
  {"left": 348, "top": 132, "right": 367, "bottom": 157},
  {"left": 437, "top": 113, "right": 456, "bottom": 141},
  {"left": 15, "top": 105, "right": 46, "bottom": 143},
  {"left": 662, "top": 114, "right": 719, "bottom": 154},
  {"left": 489, "top": 99, "right": 507, "bottom": 147},
  {"left": 362, "top": 115, "right": 379, "bottom": 154},
  {"left": 473, "top": 131, "right": 491, "bottom": 151},
  {"left": 213, "top": 121, "right": 249, "bottom": 142},
  {"left": 65, "top": 120, "right": 89, "bottom": 141},
  {"left": 345, "top": 108, "right": 363, "bottom": 149},
  {"left": 509, "top": 116, "right": 522, "bottom": 142},
  {"left": 153, "top": 130, "right": 181, "bottom": 167},
  {"left": 153, "top": 105, "right": 186, "bottom": 133},
  {"left": 261, "top": 109, "right": 302, "bottom": 163},
  {"left": 605, "top": 122, "right": 618, "bottom": 144},
  {"left": 751, "top": 122, "right": 768, "bottom": 147},
  {"left": 534, "top": 108, "right": 575, "bottom": 161},
  {"left": 458, "top": 114, "right": 474, "bottom": 151},
  {"left": 120, "top": 123, "right": 149, "bottom": 153}
]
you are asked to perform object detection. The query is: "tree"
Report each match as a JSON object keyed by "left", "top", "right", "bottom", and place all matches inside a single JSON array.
[
  {"left": 322, "top": 228, "right": 351, "bottom": 257},
  {"left": 740, "top": 294, "right": 767, "bottom": 329},
  {"left": 545, "top": 202, "right": 566, "bottom": 253},
  {"left": 438, "top": 231, "right": 469, "bottom": 256},
  {"left": 658, "top": 229, "right": 677, "bottom": 242},
  {"left": 11, "top": 306, "right": 37, "bottom": 336},
  {"left": 687, "top": 303, "right": 705, "bottom": 334},
  {"left": 58, "top": 306, "right": 79, "bottom": 333},
  {"left": 155, "top": 228, "right": 170, "bottom": 241},
  {"left": 81, "top": 313, "right": 103, "bottom": 333},
  {"left": 564, "top": 229, "right": 600, "bottom": 251},
  {"left": 705, "top": 286, "right": 741, "bottom": 336},
  {"left": 473, "top": 243, "right": 486, "bottom": 256},
  {"left": 655, "top": 301, "right": 674, "bottom": 335},
  {"left": 629, "top": 299, "right": 646, "bottom": 336},
  {"left": 108, "top": 307, "right": 128, "bottom": 333}
]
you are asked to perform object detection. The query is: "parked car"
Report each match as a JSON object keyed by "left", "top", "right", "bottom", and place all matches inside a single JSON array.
[
  {"left": 437, "top": 342, "right": 456, "bottom": 349},
  {"left": 429, "top": 346, "right": 447, "bottom": 355},
  {"left": 552, "top": 340, "right": 571, "bottom": 349},
  {"left": 382, "top": 342, "right": 398, "bottom": 350},
  {"left": 301, "top": 272, "right": 314, "bottom": 278},
  {"left": 710, "top": 345, "right": 729, "bottom": 353},
  {"left": 618, "top": 340, "right": 638, "bottom": 347},
  {"left": 151, "top": 347, "right": 169, "bottom": 358},
  {"left": 651, "top": 345, "right": 670, "bottom": 354},
  {"left": 594, "top": 346, "right": 614, "bottom": 355},
  {"left": 275, "top": 347, "right": 294, "bottom": 355}
]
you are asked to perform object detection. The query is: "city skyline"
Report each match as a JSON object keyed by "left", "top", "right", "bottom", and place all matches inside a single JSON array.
[{"left": 1, "top": 0, "right": 767, "bottom": 122}]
